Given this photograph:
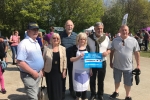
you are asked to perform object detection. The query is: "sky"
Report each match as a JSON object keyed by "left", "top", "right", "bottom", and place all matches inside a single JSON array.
[
  {"left": 103, "top": 0, "right": 116, "bottom": 6},
  {"left": 104, "top": 0, "right": 150, "bottom": 5}
]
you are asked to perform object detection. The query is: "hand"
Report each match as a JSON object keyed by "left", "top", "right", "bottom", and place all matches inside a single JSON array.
[
  {"left": 102, "top": 51, "right": 108, "bottom": 57},
  {"left": 40, "top": 70, "right": 43, "bottom": 77},
  {"left": 42, "top": 70, "right": 45, "bottom": 77},
  {"left": 31, "top": 70, "right": 39, "bottom": 79},
  {"left": 110, "top": 62, "right": 113, "bottom": 69},
  {"left": 80, "top": 53, "right": 84, "bottom": 58},
  {"left": 90, "top": 69, "right": 93, "bottom": 76},
  {"left": 136, "top": 65, "right": 140, "bottom": 69},
  {"left": 62, "top": 70, "right": 66, "bottom": 78}
]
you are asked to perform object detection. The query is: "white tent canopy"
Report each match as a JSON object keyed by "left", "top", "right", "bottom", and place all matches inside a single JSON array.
[{"left": 85, "top": 26, "right": 95, "bottom": 33}]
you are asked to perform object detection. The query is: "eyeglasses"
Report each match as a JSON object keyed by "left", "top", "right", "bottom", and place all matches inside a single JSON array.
[
  {"left": 122, "top": 40, "right": 125, "bottom": 46},
  {"left": 80, "top": 38, "right": 86, "bottom": 40},
  {"left": 53, "top": 38, "right": 59, "bottom": 40}
]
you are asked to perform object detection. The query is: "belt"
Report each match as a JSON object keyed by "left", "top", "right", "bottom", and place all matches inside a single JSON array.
[{"left": 20, "top": 71, "right": 40, "bottom": 74}]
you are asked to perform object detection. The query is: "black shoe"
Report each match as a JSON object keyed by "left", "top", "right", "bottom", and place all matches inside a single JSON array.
[
  {"left": 125, "top": 97, "right": 132, "bottom": 100},
  {"left": 1, "top": 89, "right": 6, "bottom": 94},
  {"left": 109, "top": 92, "right": 119, "bottom": 99},
  {"left": 12, "top": 62, "right": 17, "bottom": 65},
  {"left": 62, "top": 92, "right": 65, "bottom": 100},
  {"left": 98, "top": 95, "right": 103, "bottom": 100},
  {"left": 90, "top": 95, "right": 96, "bottom": 100},
  {"left": 70, "top": 91, "right": 76, "bottom": 99}
]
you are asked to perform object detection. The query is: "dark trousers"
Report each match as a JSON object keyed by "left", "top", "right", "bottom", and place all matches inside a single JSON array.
[
  {"left": 139, "top": 43, "right": 142, "bottom": 50},
  {"left": 62, "top": 62, "right": 73, "bottom": 92},
  {"left": 76, "top": 91, "right": 87, "bottom": 99},
  {"left": 144, "top": 40, "right": 149, "bottom": 51},
  {"left": 90, "top": 61, "right": 106, "bottom": 96}
]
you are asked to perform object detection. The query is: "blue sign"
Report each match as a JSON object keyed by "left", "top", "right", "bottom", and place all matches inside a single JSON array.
[{"left": 84, "top": 53, "right": 103, "bottom": 68}]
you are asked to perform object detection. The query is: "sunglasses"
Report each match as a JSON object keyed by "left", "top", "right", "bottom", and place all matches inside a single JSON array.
[
  {"left": 80, "top": 38, "right": 86, "bottom": 40},
  {"left": 122, "top": 40, "right": 125, "bottom": 46}
]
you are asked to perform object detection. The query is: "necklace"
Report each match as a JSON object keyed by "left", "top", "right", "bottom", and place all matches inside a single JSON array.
[{"left": 55, "top": 61, "right": 57, "bottom": 64}]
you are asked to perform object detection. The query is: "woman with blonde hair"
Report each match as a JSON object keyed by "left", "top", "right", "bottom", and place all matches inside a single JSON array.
[
  {"left": 43, "top": 33, "right": 67, "bottom": 100},
  {"left": 70, "top": 32, "right": 92, "bottom": 100}
]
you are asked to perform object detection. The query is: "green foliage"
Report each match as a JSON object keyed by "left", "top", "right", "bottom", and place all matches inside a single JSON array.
[
  {"left": 1, "top": 0, "right": 150, "bottom": 39},
  {"left": 50, "top": 0, "right": 104, "bottom": 32},
  {"left": 102, "top": 1, "right": 125, "bottom": 35},
  {"left": 125, "top": 0, "right": 150, "bottom": 31},
  {"left": 0, "top": 0, "right": 104, "bottom": 37},
  {"left": 0, "top": 0, "right": 52, "bottom": 38},
  {"left": 102, "top": 0, "right": 150, "bottom": 36}
]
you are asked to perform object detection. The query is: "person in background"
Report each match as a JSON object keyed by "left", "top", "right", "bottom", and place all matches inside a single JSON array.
[
  {"left": 0, "top": 37, "right": 7, "bottom": 61},
  {"left": 9, "top": 30, "right": 20, "bottom": 65},
  {"left": 59, "top": 20, "right": 77, "bottom": 99},
  {"left": 110, "top": 25, "right": 140, "bottom": 100},
  {"left": 0, "top": 36, "right": 7, "bottom": 94},
  {"left": 17, "top": 22, "right": 44, "bottom": 100},
  {"left": 143, "top": 30, "right": 150, "bottom": 51},
  {"left": 135, "top": 30, "right": 143, "bottom": 51},
  {"left": 43, "top": 26, "right": 54, "bottom": 45},
  {"left": 87, "top": 22, "right": 111, "bottom": 100},
  {"left": 43, "top": 33, "right": 67, "bottom": 100},
  {"left": 24, "top": 31, "right": 28, "bottom": 38},
  {"left": 85, "top": 31, "right": 89, "bottom": 36},
  {"left": 36, "top": 32, "right": 43, "bottom": 48},
  {"left": 70, "top": 32, "right": 91, "bottom": 100},
  {"left": 3, "top": 37, "right": 9, "bottom": 64}
]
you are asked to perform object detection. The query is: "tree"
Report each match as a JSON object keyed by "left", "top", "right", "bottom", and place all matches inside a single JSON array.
[
  {"left": 102, "top": 0, "right": 125, "bottom": 35},
  {"left": 0, "top": 0, "right": 105, "bottom": 37},
  {"left": 50, "top": 0, "right": 104, "bottom": 32},
  {"left": 0, "top": 0, "right": 52, "bottom": 37},
  {"left": 125, "top": 0, "right": 150, "bottom": 32},
  {"left": 102, "top": 0, "right": 150, "bottom": 36}
]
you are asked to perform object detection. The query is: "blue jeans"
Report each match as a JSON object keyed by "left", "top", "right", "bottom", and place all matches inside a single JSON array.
[{"left": 10, "top": 46, "right": 17, "bottom": 63}]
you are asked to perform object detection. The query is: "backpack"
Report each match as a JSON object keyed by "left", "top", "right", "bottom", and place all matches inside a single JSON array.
[{"left": 1, "top": 61, "right": 7, "bottom": 69}]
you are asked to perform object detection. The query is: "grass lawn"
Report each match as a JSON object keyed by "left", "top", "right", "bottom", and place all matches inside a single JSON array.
[
  {"left": 140, "top": 51, "right": 150, "bottom": 58},
  {"left": 140, "top": 44, "right": 150, "bottom": 58}
]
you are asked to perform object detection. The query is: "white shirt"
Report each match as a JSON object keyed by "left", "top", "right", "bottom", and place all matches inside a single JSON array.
[{"left": 87, "top": 34, "right": 111, "bottom": 60}]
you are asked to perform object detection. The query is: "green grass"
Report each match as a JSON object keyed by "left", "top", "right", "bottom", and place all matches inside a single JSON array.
[
  {"left": 140, "top": 51, "right": 150, "bottom": 58},
  {"left": 140, "top": 44, "right": 150, "bottom": 58}
]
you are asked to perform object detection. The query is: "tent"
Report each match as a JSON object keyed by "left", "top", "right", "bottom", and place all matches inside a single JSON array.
[
  {"left": 142, "top": 27, "right": 150, "bottom": 32},
  {"left": 85, "top": 26, "right": 95, "bottom": 33},
  {"left": 39, "top": 29, "right": 46, "bottom": 33}
]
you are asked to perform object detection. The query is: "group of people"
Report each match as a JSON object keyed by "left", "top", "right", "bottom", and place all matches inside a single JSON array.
[
  {"left": 135, "top": 29, "right": 150, "bottom": 51},
  {"left": 14, "top": 20, "right": 140, "bottom": 100},
  {"left": 0, "top": 30, "right": 20, "bottom": 94}
]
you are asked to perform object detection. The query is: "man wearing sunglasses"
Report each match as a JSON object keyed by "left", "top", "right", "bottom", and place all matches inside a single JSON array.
[{"left": 110, "top": 25, "right": 140, "bottom": 100}]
